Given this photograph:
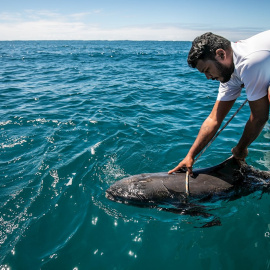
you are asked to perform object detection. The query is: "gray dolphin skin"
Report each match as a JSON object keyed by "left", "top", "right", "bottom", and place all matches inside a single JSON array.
[{"left": 106, "top": 157, "right": 270, "bottom": 208}]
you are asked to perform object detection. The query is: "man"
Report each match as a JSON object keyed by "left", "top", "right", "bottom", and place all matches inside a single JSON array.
[{"left": 169, "top": 31, "right": 270, "bottom": 175}]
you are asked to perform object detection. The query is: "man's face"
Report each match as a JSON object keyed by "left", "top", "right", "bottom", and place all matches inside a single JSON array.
[{"left": 196, "top": 58, "right": 234, "bottom": 83}]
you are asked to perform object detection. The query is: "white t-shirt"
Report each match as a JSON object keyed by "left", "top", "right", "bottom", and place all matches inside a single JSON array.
[{"left": 217, "top": 30, "right": 270, "bottom": 101}]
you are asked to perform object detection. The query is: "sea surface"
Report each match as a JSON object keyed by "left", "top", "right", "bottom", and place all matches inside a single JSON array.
[{"left": 1, "top": 40, "right": 270, "bottom": 270}]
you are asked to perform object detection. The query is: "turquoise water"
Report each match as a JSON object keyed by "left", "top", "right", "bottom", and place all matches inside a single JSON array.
[{"left": 1, "top": 40, "right": 270, "bottom": 269}]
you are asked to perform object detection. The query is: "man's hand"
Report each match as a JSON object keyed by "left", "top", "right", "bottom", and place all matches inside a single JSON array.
[
  {"left": 168, "top": 155, "right": 194, "bottom": 175},
  {"left": 231, "top": 146, "right": 248, "bottom": 160}
]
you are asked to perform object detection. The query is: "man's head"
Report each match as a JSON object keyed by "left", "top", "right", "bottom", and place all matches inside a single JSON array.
[{"left": 187, "top": 32, "right": 234, "bottom": 83}]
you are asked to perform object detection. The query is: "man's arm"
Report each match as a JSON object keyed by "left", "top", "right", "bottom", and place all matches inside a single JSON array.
[
  {"left": 168, "top": 99, "right": 236, "bottom": 174},
  {"left": 232, "top": 95, "right": 269, "bottom": 159}
]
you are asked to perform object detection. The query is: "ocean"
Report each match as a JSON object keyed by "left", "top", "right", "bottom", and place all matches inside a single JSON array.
[{"left": 1, "top": 40, "right": 270, "bottom": 270}]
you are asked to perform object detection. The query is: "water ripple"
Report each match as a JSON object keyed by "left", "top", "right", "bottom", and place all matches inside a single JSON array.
[{"left": 1, "top": 40, "right": 269, "bottom": 268}]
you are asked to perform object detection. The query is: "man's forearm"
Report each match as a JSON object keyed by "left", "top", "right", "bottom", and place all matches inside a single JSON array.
[
  {"left": 236, "top": 95, "right": 269, "bottom": 152},
  {"left": 187, "top": 116, "right": 220, "bottom": 159},
  {"left": 168, "top": 100, "right": 235, "bottom": 174},
  {"left": 236, "top": 117, "right": 267, "bottom": 151}
]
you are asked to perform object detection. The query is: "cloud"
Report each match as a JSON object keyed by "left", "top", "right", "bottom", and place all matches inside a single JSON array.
[
  {"left": 0, "top": 12, "right": 22, "bottom": 22},
  {"left": 0, "top": 20, "right": 202, "bottom": 41},
  {"left": 0, "top": 20, "right": 87, "bottom": 40},
  {"left": 0, "top": 10, "right": 265, "bottom": 41},
  {"left": 69, "top": 12, "right": 94, "bottom": 20},
  {"left": 25, "top": 9, "right": 61, "bottom": 18}
]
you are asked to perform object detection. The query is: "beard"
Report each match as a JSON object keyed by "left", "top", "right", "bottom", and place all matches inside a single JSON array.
[{"left": 214, "top": 60, "right": 234, "bottom": 83}]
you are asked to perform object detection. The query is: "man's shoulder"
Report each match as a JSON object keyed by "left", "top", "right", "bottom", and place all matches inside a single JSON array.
[{"left": 232, "top": 30, "right": 270, "bottom": 61}]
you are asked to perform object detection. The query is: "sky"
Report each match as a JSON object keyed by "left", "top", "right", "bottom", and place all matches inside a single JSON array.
[{"left": 0, "top": 0, "right": 269, "bottom": 41}]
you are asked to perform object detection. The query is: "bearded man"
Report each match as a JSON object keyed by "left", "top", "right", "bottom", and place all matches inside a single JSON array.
[{"left": 169, "top": 31, "right": 270, "bottom": 175}]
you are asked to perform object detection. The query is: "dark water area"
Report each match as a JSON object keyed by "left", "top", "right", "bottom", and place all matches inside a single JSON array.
[{"left": 1, "top": 40, "right": 270, "bottom": 269}]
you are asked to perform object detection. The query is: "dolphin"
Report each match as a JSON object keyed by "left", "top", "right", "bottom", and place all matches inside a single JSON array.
[{"left": 106, "top": 157, "right": 270, "bottom": 210}]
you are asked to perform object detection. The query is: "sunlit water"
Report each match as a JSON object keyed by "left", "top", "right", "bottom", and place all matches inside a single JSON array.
[{"left": 1, "top": 40, "right": 270, "bottom": 269}]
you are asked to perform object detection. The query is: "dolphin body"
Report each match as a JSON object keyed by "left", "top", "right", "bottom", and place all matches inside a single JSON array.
[{"left": 106, "top": 157, "right": 270, "bottom": 210}]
